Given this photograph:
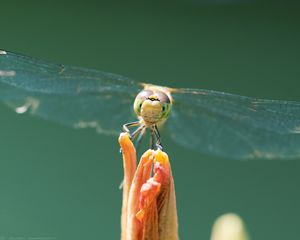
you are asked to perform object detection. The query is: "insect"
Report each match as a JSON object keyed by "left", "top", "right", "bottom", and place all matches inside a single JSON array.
[
  {"left": 1, "top": 50, "right": 300, "bottom": 160},
  {"left": 123, "top": 85, "right": 173, "bottom": 151}
]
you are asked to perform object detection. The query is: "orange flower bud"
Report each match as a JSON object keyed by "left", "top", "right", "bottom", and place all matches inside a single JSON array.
[{"left": 119, "top": 133, "right": 179, "bottom": 240}]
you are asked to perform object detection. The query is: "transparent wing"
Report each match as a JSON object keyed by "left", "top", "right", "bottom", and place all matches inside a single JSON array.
[
  {"left": 0, "top": 51, "right": 142, "bottom": 135},
  {"left": 167, "top": 88, "right": 300, "bottom": 159}
]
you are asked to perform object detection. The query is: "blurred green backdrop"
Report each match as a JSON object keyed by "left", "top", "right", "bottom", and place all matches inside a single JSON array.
[{"left": 0, "top": 0, "right": 300, "bottom": 239}]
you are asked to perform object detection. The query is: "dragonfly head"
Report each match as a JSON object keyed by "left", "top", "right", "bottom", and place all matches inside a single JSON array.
[{"left": 134, "top": 89, "right": 172, "bottom": 125}]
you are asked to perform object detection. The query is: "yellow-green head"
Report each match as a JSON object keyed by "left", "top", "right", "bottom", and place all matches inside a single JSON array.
[{"left": 134, "top": 89, "right": 172, "bottom": 126}]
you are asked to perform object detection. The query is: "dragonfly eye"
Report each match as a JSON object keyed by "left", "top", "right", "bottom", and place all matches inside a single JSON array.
[
  {"left": 161, "top": 102, "right": 172, "bottom": 119},
  {"left": 155, "top": 91, "right": 171, "bottom": 104},
  {"left": 134, "top": 90, "right": 154, "bottom": 115}
]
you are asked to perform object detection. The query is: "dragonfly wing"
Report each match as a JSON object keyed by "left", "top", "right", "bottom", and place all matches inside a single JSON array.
[
  {"left": 167, "top": 88, "right": 300, "bottom": 159},
  {"left": 0, "top": 51, "right": 142, "bottom": 135}
]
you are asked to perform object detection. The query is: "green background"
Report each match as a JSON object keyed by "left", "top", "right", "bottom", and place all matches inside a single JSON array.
[{"left": 0, "top": 0, "right": 300, "bottom": 239}]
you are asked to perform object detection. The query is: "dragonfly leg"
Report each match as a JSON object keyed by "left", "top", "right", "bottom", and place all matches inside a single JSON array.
[
  {"left": 120, "top": 121, "right": 141, "bottom": 154},
  {"left": 135, "top": 127, "right": 146, "bottom": 150},
  {"left": 150, "top": 126, "right": 156, "bottom": 149},
  {"left": 153, "top": 125, "right": 163, "bottom": 151},
  {"left": 131, "top": 125, "right": 145, "bottom": 141},
  {"left": 123, "top": 121, "right": 140, "bottom": 136},
  {"left": 120, "top": 124, "right": 145, "bottom": 154}
]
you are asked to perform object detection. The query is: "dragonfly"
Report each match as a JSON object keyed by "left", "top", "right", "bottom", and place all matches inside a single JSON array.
[{"left": 1, "top": 50, "right": 300, "bottom": 160}]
